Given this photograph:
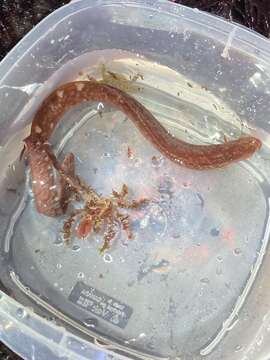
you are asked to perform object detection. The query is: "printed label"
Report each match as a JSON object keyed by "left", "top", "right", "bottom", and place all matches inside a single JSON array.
[{"left": 69, "top": 282, "right": 133, "bottom": 328}]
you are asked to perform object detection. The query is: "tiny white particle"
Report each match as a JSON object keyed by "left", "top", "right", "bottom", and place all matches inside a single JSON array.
[
  {"left": 76, "top": 83, "right": 85, "bottom": 91},
  {"left": 35, "top": 126, "right": 42, "bottom": 134},
  {"left": 57, "top": 90, "right": 64, "bottom": 98}
]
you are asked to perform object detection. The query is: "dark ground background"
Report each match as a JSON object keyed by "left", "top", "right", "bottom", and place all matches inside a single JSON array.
[{"left": 0, "top": 0, "right": 269, "bottom": 358}]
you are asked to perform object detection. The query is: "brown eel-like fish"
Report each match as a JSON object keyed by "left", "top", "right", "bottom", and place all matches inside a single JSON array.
[{"left": 23, "top": 81, "right": 262, "bottom": 217}]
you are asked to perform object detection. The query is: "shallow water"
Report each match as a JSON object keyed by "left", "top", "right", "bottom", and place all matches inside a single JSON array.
[{"left": 3, "top": 58, "right": 270, "bottom": 358}]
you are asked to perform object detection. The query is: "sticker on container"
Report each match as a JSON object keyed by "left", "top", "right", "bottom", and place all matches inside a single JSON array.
[{"left": 69, "top": 281, "right": 133, "bottom": 328}]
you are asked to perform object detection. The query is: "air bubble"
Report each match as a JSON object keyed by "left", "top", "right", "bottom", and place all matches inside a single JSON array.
[
  {"left": 53, "top": 237, "right": 63, "bottom": 246},
  {"left": 103, "top": 152, "right": 111, "bottom": 158},
  {"left": 200, "top": 278, "right": 209, "bottom": 284},
  {"left": 97, "top": 102, "right": 104, "bottom": 112},
  {"left": 84, "top": 318, "right": 98, "bottom": 328},
  {"left": 151, "top": 155, "right": 164, "bottom": 168},
  {"left": 56, "top": 263, "right": 62, "bottom": 269},
  {"left": 77, "top": 272, "right": 85, "bottom": 279},
  {"left": 256, "top": 335, "right": 263, "bottom": 346},
  {"left": 72, "top": 245, "right": 81, "bottom": 252},
  {"left": 235, "top": 345, "right": 243, "bottom": 352},
  {"left": 103, "top": 253, "right": 113, "bottom": 263},
  {"left": 233, "top": 248, "right": 242, "bottom": 256},
  {"left": 16, "top": 308, "right": 27, "bottom": 319}
]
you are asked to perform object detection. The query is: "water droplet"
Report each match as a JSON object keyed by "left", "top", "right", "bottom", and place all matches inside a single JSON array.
[
  {"left": 127, "top": 280, "right": 135, "bottom": 287},
  {"left": 97, "top": 102, "right": 104, "bottom": 112},
  {"left": 72, "top": 245, "right": 81, "bottom": 252},
  {"left": 233, "top": 248, "right": 242, "bottom": 256},
  {"left": 16, "top": 308, "right": 27, "bottom": 318},
  {"left": 103, "top": 253, "right": 113, "bottom": 263},
  {"left": 134, "top": 158, "right": 143, "bottom": 167},
  {"left": 170, "top": 33, "right": 175, "bottom": 38},
  {"left": 200, "top": 277, "right": 210, "bottom": 284},
  {"left": 217, "top": 255, "right": 223, "bottom": 262},
  {"left": 256, "top": 335, "right": 263, "bottom": 346},
  {"left": 216, "top": 267, "right": 222, "bottom": 275},
  {"left": 50, "top": 39, "right": 55, "bottom": 44},
  {"left": 210, "top": 227, "right": 220, "bottom": 237},
  {"left": 56, "top": 263, "right": 62, "bottom": 269},
  {"left": 54, "top": 282, "right": 59, "bottom": 287},
  {"left": 235, "top": 345, "right": 243, "bottom": 352},
  {"left": 151, "top": 156, "right": 164, "bottom": 168},
  {"left": 77, "top": 272, "right": 85, "bottom": 279},
  {"left": 103, "top": 152, "right": 111, "bottom": 158},
  {"left": 53, "top": 237, "right": 63, "bottom": 246},
  {"left": 84, "top": 318, "right": 98, "bottom": 328}
]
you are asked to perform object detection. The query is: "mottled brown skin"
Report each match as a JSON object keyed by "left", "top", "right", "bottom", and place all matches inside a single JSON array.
[{"left": 24, "top": 81, "right": 262, "bottom": 217}]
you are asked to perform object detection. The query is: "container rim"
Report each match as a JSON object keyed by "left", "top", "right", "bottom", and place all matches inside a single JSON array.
[{"left": 1, "top": 0, "right": 270, "bottom": 85}]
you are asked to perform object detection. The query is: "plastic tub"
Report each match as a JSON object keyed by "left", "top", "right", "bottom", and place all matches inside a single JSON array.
[{"left": 1, "top": 1, "right": 270, "bottom": 359}]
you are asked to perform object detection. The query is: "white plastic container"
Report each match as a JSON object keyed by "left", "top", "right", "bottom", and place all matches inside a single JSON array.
[{"left": 1, "top": 1, "right": 270, "bottom": 359}]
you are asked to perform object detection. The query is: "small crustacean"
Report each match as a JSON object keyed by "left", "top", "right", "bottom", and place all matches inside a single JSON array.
[
  {"left": 63, "top": 183, "right": 147, "bottom": 253},
  {"left": 40, "top": 146, "right": 148, "bottom": 252},
  {"left": 23, "top": 65, "right": 262, "bottom": 251}
]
